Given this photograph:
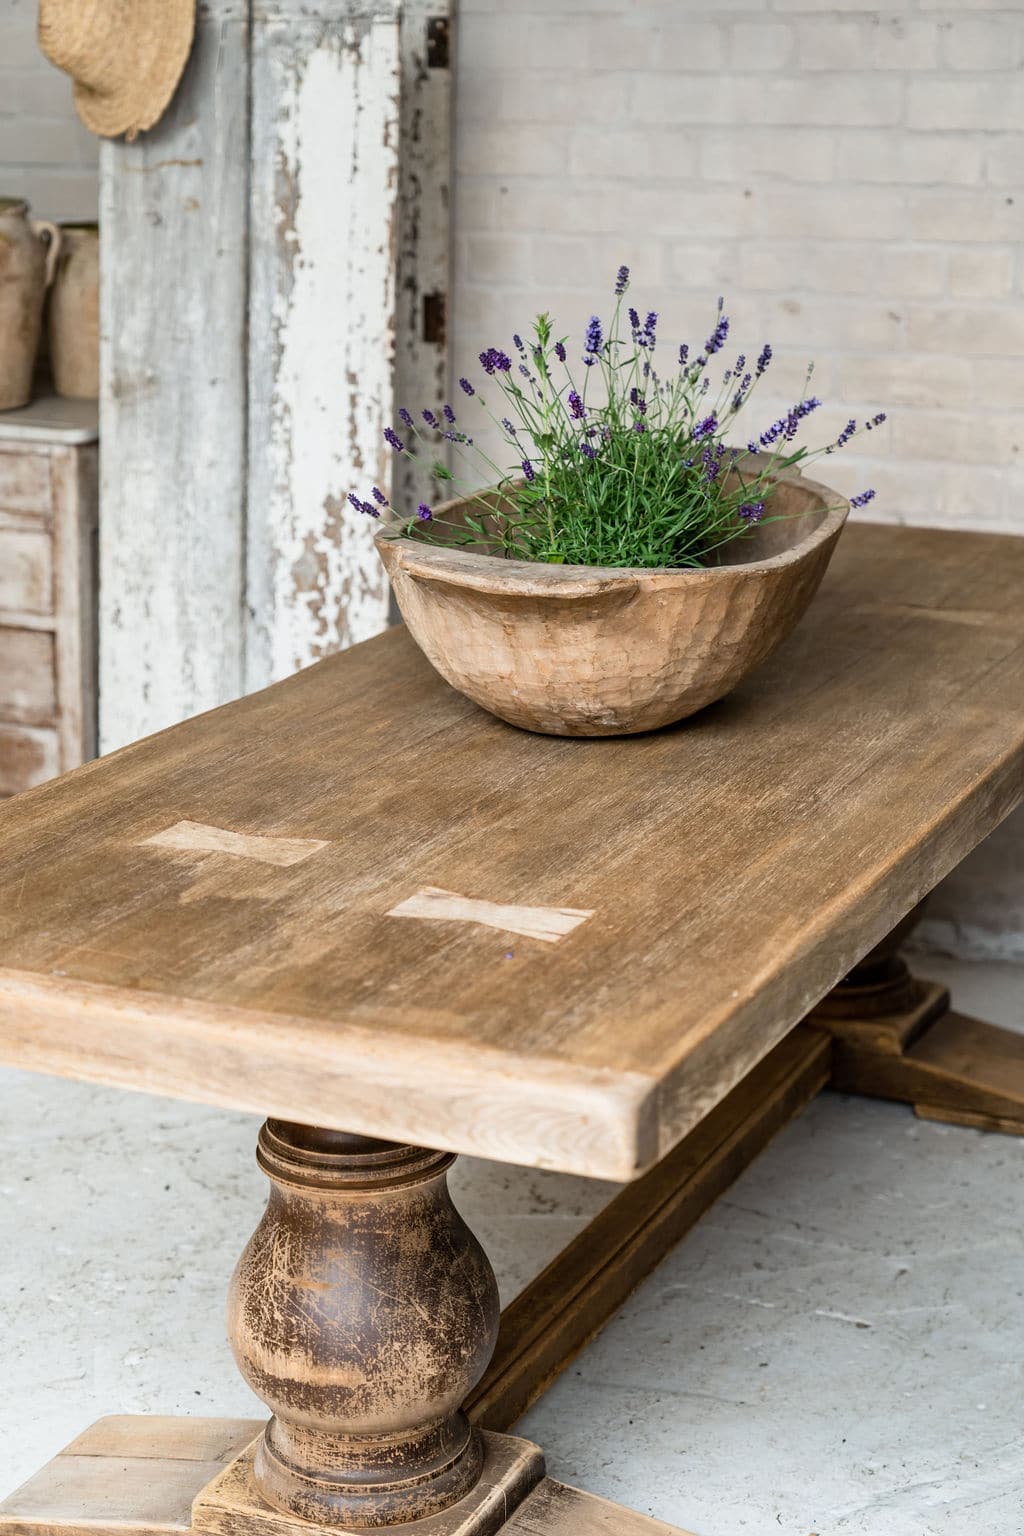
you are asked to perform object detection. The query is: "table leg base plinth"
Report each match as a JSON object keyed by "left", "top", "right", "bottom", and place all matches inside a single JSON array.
[
  {"left": 811, "top": 967, "right": 1024, "bottom": 1136},
  {"left": 0, "top": 1419, "right": 695, "bottom": 1536}
]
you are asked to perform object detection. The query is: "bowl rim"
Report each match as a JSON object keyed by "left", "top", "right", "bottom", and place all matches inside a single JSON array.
[{"left": 375, "top": 471, "right": 849, "bottom": 598}]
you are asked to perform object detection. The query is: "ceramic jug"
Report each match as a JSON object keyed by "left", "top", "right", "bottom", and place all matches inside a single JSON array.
[
  {"left": 49, "top": 222, "right": 99, "bottom": 400},
  {"left": 0, "top": 198, "right": 61, "bottom": 411}
]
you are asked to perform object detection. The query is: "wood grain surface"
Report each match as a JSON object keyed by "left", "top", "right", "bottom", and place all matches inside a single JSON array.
[{"left": 0, "top": 525, "right": 1022, "bottom": 1179}]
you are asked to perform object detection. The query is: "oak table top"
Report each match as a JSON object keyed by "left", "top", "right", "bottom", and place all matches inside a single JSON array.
[{"left": 0, "top": 523, "right": 1021, "bottom": 1181}]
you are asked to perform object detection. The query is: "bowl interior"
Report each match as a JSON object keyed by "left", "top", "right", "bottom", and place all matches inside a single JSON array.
[{"left": 393, "top": 465, "right": 842, "bottom": 572}]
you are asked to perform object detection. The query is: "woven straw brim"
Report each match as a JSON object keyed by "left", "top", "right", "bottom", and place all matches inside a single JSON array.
[{"left": 39, "top": 0, "right": 196, "bottom": 140}]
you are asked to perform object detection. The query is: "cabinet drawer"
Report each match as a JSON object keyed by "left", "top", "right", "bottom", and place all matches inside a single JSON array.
[
  {"left": 0, "top": 526, "right": 53, "bottom": 614},
  {"left": 0, "top": 449, "right": 51, "bottom": 513},
  {"left": 0, "top": 723, "right": 59, "bottom": 795},
  {"left": 0, "top": 627, "right": 57, "bottom": 726}
]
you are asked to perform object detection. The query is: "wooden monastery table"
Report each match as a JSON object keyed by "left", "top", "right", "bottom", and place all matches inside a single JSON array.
[{"left": 2, "top": 523, "right": 1024, "bottom": 1536}]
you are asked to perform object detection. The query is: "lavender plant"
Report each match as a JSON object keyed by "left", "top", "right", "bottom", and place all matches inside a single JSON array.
[{"left": 350, "top": 270, "right": 884, "bottom": 569}]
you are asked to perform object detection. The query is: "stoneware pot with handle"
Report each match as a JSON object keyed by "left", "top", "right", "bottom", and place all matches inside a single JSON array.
[
  {"left": 0, "top": 198, "right": 61, "bottom": 411},
  {"left": 376, "top": 468, "right": 848, "bottom": 738},
  {"left": 49, "top": 222, "right": 99, "bottom": 400}
]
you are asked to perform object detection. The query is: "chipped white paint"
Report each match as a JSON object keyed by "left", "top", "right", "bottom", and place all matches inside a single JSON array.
[
  {"left": 101, "top": 1, "right": 452, "bottom": 745},
  {"left": 141, "top": 820, "right": 328, "bottom": 867},
  {"left": 386, "top": 887, "right": 594, "bottom": 944},
  {"left": 246, "top": 7, "right": 402, "bottom": 689},
  {"left": 393, "top": 1, "right": 455, "bottom": 535},
  {"left": 98, "top": 0, "right": 250, "bottom": 752}
]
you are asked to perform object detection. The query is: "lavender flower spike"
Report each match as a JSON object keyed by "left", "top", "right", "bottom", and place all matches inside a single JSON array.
[
  {"left": 756, "top": 343, "right": 772, "bottom": 377},
  {"left": 554, "top": 340, "right": 567, "bottom": 362},
  {"left": 614, "top": 264, "right": 630, "bottom": 295},
  {"left": 443, "top": 403, "right": 456, "bottom": 424},
  {"left": 521, "top": 458, "right": 536, "bottom": 483},
  {"left": 459, "top": 377, "right": 475, "bottom": 396},
  {"left": 383, "top": 426, "right": 405, "bottom": 453},
  {"left": 738, "top": 500, "right": 765, "bottom": 524},
  {"left": 480, "top": 347, "right": 512, "bottom": 375},
  {"left": 850, "top": 489, "right": 876, "bottom": 508},
  {"left": 417, "top": 503, "right": 433, "bottom": 521},
  {"left": 584, "top": 315, "right": 603, "bottom": 359},
  {"left": 371, "top": 486, "right": 388, "bottom": 506},
  {"left": 568, "top": 389, "right": 585, "bottom": 420},
  {"left": 348, "top": 493, "right": 380, "bottom": 519},
  {"left": 704, "top": 311, "right": 729, "bottom": 356},
  {"left": 422, "top": 408, "right": 440, "bottom": 429},
  {"left": 693, "top": 412, "right": 718, "bottom": 441}
]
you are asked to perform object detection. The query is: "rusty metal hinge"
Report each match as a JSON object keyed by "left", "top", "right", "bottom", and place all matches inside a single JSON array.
[
  {"left": 423, "top": 291, "right": 447, "bottom": 346},
  {"left": 427, "top": 16, "right": 450, "bottom": 69}
]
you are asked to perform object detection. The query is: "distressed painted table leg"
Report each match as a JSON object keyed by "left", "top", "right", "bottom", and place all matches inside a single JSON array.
[
  {"left": 810, "top": 910, "right": 1024, "bottom": 1133},
  {"left": 0, "top": 1123, "right": 697, "bottom": 1536}
]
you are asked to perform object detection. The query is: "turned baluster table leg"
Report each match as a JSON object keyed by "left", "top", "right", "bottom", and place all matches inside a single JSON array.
[{"left": 224, "top": 1122, "right": 534, "bottom": 1530}]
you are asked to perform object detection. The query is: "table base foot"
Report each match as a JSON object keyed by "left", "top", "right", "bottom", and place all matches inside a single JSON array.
[
  {"left": 0, "top": 1419, "right": 694, "bottom": 1536},
  {"left": 810, "top": 960, "right": 1024, "bottom": 1135}
]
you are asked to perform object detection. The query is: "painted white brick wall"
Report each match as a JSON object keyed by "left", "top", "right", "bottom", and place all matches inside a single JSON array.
[
  {"left": 0, "top": 0, "right": 100, "bottom": 220},
  {"left": 451, "top": 0, "right": 1024, "bottom": 959}
]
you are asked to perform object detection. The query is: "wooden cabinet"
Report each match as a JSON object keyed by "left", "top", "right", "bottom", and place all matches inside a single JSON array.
[{"left": 0, "top": 397, "right": 98, "bottom": 797}]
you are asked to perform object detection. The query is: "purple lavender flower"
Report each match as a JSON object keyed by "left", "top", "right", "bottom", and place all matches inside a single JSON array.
[
  {"left": 371, "top": 486, "right": 388, "bottom": 506},
  {"left": 580, "top": 440, "right": 598, "bottom": 460},
  {"left": 459, "top": 377, "right": 475, "bottom": 396},
  {"left": 501, "top": 416, "right": 519, "bottom": 438},
  {"left": 628, "top": 306, "right": 640, "bottom": 333},
  {"left": 693, "top": 412, "right": 718, "bottom": 442},
  {"left": 422, "top": 408, "right": 440, "bottom": 429},
  {"left": 828, "top": 418, "right": 857, "bottom": 454},
  {"left": 348, "top": 493, "right": 380, "bottom": 518},
  {"left": 384, "top": 426, "right": 405, "bottom": 453},
  {"left": 759, "top": 396, "right": 822, "bottom": 448},
  {"left": 633, "top": 419, "right": 647, "bottom": 433},
  {"left": 443, "top": 403, "right": 456, "bottom": 424},
  {"left": 398, "top": 408, "right": 414, "bottom": 429},
  {"left": 731, "top": 373, "right": 752, "bottom": 411},
  {"left": 643, "top": 311, "right": 658, "bottom": 349},
  {"left": 513, "top": 333, "right": 525, "bottom": 353},
  {"left": 584, "top": 315, "right": 603, "bottom": 361},
  {"left": 865, "top": 412, "right": 887, "bottom": 430},
  {"left": 417, "top": 503, "right": 433, "bottom": 521},
  {"left": 521, "top": 458, "right": 536, "bottom": 483},
  {"left": 480, "top": 347, "right": 512, "bottom": 375},
  {"left": 568, "top": 389, "right": 585, "bottom": 420},
  {"left": 678, "top": 343, "right": 689, "bottom": 367},
  {"left": 738, "top": 500, "right": 765, "bottom": 524},
  {"left": 614, "top": 264, "right": 630, "bottom": 295},
  {"left": 701, "top": 443, "right": 725, "bottom": 482},
  {"left": 704, "top": 308, "right": 729, "bottom": 356},
  {"left": 734, "top": 354, "right": 746, "bottom": 373},
  {"left": 756, "top": 343, "right": 772, "bottom": 378},
  {"left": 850, "top": 489, "right": 876, "bottom": 508},
  {"left": 554, "top": 340, "right": 567, "bottom": 362}
]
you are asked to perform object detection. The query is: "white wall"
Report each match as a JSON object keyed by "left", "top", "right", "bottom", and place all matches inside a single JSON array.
[{"left": 0, "top": 0, "right": 99, "bottom": 220}]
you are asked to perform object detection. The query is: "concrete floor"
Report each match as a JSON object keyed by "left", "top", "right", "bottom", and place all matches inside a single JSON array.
[{"left": 2, "top": 955, "right": 1022, "bottom": 1535}]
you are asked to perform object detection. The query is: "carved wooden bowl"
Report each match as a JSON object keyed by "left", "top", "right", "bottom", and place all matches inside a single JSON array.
[{"left": 376, "top": 472, "right": 849, "bottom": 737}]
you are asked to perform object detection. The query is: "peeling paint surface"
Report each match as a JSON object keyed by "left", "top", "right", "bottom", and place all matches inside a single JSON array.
[{"left": 247, "top": 16, "right": 401, "bottom": 686}]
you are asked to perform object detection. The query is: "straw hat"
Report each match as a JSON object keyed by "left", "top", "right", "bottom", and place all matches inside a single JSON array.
[{"left": 38, "top": 0, "right": 196, "bottom": 141}]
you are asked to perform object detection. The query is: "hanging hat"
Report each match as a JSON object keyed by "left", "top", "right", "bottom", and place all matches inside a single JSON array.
[{"left": 38, "top": 0, "right": 196, "bottom": 141}]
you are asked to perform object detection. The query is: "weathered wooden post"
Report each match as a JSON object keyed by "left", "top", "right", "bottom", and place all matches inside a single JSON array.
[{"left": 99, "top": 0, "right": 451, "bottom": 750}]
